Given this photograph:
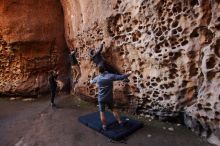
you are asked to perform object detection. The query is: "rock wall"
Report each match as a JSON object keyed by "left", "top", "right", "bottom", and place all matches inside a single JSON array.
[
  {"left": 0, "top": 0, "right": 219, "bottom": 142},
  {"left": 0, "top": 0, "right": 70, "bottom": 96},
  {"left": 61, "top": 0, "right": 220, "bottom": 137}
]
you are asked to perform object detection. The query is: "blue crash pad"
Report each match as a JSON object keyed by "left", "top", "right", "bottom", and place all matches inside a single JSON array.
[{"left": 78, "top": 112, "right": 143, "bottom": 140}]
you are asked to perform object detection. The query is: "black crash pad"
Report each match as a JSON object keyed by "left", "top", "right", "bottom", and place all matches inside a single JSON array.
[{"left": 78, "top": 112, "right": 143, "bottom": 140}]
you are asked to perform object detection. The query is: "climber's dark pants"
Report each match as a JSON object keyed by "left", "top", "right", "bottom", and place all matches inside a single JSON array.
[
  {"left": 99, "top": 62, "right": 121, "bottom": 74},
  {"left": 50, "top": 88, "right": 56, "bottom": 104}
]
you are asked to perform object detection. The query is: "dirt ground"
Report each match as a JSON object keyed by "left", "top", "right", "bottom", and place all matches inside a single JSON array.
[{"left": 0, "top": 95, "right": 212, "bottom": 146}]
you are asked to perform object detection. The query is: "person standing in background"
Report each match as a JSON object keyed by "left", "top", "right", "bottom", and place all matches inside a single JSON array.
[{"left": 48, "top": 70, "right": 58, "bottom": 107}]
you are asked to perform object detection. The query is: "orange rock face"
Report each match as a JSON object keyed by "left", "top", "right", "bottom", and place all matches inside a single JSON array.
[
  {"left": 0, "top": 0, "right": 70, "bottom": 96},
  {"left": 61, "top": 0, "right": 220, "bottom": 138}
]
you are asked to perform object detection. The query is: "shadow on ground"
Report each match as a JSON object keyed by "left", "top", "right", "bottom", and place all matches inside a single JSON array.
[{"left": 0, "top": 95, "right": 212, "bottom": 146}]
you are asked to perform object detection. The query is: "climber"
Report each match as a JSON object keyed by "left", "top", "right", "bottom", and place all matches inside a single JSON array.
[
  {"left": 89, "top": 42, "right": 119, "bottom": 74},
  {"left": 90, "top": 66, "right": 131, "bottom": 131},
  {"left": 69, "top": 49, "right": 81, "bottom": 94},
  {"left": 48, "top": 70, "right": 58, "bottom": 107}
]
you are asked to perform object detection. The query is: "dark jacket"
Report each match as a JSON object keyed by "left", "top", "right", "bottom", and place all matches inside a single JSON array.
[{"left": 89, "top": 44, "right": 104, "bottom": 67}]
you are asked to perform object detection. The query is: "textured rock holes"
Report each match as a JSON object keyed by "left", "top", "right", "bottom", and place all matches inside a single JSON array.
[
  {"left": 69, "top": 0, "right": 220, "bottom": 136},
  {"left": 108, "top": 0, "right": 212, "bottom": 117}
]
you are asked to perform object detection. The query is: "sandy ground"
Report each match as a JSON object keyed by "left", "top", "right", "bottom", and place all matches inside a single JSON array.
[{"left": 0, "top": 95, "right": 212, "bottom": 146}]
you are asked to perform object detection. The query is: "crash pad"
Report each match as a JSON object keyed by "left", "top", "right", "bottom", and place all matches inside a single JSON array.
[{"left": 78, "top": 112, "right": 143, "bottom": 140}]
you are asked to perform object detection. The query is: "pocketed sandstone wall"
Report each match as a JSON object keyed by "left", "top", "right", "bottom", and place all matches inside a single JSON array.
[{"left": 61, "top": 0, "right": 220, "bottom": 135}]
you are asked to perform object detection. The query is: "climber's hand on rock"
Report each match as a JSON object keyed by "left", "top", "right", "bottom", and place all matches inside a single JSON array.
[
  {"left": 127, "top": 71, "right": 132, "bottom": 76},
  {"left": 101, "top": 40, "right": 105, "bottom": 45}
]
